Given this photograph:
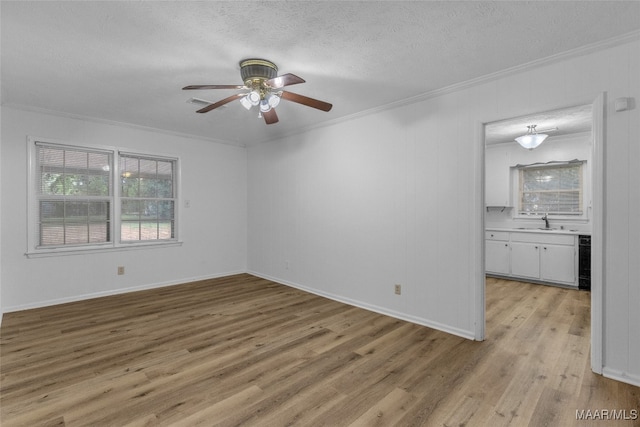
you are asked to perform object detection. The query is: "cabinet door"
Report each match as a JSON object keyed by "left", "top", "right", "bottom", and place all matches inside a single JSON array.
[
  {"left": 486, "top": 240, "right": 510, "bottom": 275},
  {"left": 541, "top": 244, "right": 576, "bottom": 285},
  {"left": 510, "top": 242, "right": 540, "bottom": 279},
  {"left": 485, "top": 149, "right": 510, "bottom": 206}
]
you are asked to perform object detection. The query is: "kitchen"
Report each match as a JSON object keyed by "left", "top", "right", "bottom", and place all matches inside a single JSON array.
[{"left": 484, "top": 104, "right": 593, "bottom": 290}]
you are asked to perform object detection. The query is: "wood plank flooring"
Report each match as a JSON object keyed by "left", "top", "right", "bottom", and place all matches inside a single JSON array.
[{"left": 1, "top": 274, "right": 638, "bottom": 426}]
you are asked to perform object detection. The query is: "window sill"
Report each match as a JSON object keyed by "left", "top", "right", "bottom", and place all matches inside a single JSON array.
[{"left": 25, "top": 241, "right": 183, "bottom": 258}]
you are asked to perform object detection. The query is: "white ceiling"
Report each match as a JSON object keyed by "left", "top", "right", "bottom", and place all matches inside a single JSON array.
[
  {"left": 485, "top": 103, "right": 593, "bottom": 145},
  {"left": 2, "top": 1, "right": 639, "bottom": 146}
]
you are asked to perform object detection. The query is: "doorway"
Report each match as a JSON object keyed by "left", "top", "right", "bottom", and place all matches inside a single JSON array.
[{"left": 480, "top": 94, "right": 604, "bottom": 374}]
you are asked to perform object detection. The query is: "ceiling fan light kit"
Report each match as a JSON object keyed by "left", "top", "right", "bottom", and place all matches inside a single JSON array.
[
  {"left": 515, "top": 124, "right": 549, "bottom": 150},
  {"left": 183, "top": 58, "right": 332, "bottom": 125}
]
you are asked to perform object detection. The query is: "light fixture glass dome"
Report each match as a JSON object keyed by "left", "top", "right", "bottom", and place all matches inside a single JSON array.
[
  {"left": 266, "top": 92, "right": 281, "bottom": 108},
  {"left": 239, "top": 96, "right": 252, "bottom": 110},
  {"left": 247, "top": 91, "right": 260, "bottom": 106},
  {"left": 259, "top": 99, "right": 271, "bottom": 112},
  {"left": 516, "top": 125, "right": 548, "bottom": 150}
]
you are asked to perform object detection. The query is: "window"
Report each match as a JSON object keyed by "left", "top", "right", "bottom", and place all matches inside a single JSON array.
[
  {"left": 517, "top": 162, "right": 584, "bottom": 215},
  {"left": 30, "top": 139, "right": 178, "bottom": 254},
  {"left": 120, "top": 154, "right": 176, "bottom": 242},
  {"left": 36, "top": 143, "right": 112, "bottom": 247}
]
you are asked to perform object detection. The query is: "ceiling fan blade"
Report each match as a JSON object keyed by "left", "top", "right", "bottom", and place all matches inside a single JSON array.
[
  {"left": 263, "top": 108, "right": 279, "bottom": 125},
  {"left": 196, "top": 93, "right": 245, "bottom": 113},
  {"left": 281, "top": 91, "right": 333, "bottom": 112},
  {"left": 183, "top": 84, "right": 246, "bottom": 90},
  {"left": 266, "top": 73, "right": 305, "bottom": 89}
]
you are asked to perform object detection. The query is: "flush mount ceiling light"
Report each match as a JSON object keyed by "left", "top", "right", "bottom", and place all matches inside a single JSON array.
[
  {"left": 183, "top": 58, "right": 332, "bottom": 125},
  {"left": 515, "top": 125, "right": 548, "bottom": 150}
]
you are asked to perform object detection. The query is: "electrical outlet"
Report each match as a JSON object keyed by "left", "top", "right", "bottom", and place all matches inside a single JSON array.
[
  {"left": 394, "top": 284, "right": 401, "bottom": 295},
  {"left": 117, "top": 266, "right": 125, "bottom": 275}
]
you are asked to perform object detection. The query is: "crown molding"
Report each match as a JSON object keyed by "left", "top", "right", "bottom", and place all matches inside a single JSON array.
[
  {"left": 1, "top": 103, "right": 247, "bottom": 148},
  {"left": 257, "top": 29, "right": 640, "bottom": 146},
  {"left": 4, "top": 30, "right": 638, "bottom": 148}
]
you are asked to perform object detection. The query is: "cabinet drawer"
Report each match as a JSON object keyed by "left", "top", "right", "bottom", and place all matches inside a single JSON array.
[
  {"left": 486, "top": 231, "right": 509, "bottom": 241},
  {"left": 510, "top": 232, "right": 575, "bottom": 245}
]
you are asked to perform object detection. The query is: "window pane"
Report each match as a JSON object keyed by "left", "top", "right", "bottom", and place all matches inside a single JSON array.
[
  {"left": 65, "top": 201, "right": 88, "bottom": 220},
  {"left": 121, "top": 176, "right": 139, "bottom": 197},
  {"left": 140, "top": 222, "right": 159, "bottom": 240},
  {"left": 65, "top": 174, "right": 88, "bottom": 195},
  {"left": 158, "top": 201, "right": 174, "bottom": 220},
  {"left": 65, "top": 150, "right": 88, "bottom": 170},
  {"left": 40, "top": 201, "right": 65, "bottom": 222},
  {"left": 65, "top": 224, "right": 89, "bottom": 244},
  {"left": 87, "top": 174, "right": 109, "bottom": 196},
  {"left": 519, "top": 163, "right": 582, "bottom": 215},
  {"left": 121, "top": 221, "right": 140, "bottom": 241},
  {"left": 38, "top": 199, "right": 110, "bottom": 246},
  {"left": 89, "top": 223, "right": 109, "bottom": 243},
  {"left": 140, "top": 178, "right": 159, "bottom": 198},
  {"left": 121, "top": 199, "right": 140, "bottom": 220},
  {"left": 118, "top": 153, "right": 177, "bottom": 243},
  {"left": 158, "top": 221, "right": 174, "bottom": 239},
  {"left": 89, "top": 201, "right": 110, "bottom": 221},
  {"left": 142, "top": 201, "right": 157, "bottom": 220},
  {"left": 41, "top": 223, "right": 64, "bottom": 246},
  {"left": 88, "top": 152, "right": 110, "bottom": 172},
  {"left": 120, "top": 157, "right": 139, "bottom": 197},
  {"left": 157, "top": 161, "right": 174, "bottom": 198}
]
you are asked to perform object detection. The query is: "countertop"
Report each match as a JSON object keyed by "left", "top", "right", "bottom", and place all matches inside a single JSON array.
[{"left": 486, "top": 227, "right": 590, "bottom": 236}]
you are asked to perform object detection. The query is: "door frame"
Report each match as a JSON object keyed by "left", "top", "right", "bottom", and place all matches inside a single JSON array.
[{"left": 476, "top": 93, "right": 605, "bottom": 374}]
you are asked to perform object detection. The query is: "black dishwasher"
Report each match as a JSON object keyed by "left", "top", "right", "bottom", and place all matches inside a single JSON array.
[{"left": 578, "top": 235, "right": 591, "bottom": 290}]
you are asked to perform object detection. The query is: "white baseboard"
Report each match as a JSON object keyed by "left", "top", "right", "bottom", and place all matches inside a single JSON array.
[
  {"left": 247, "top": 270, "right": 476, "bottom": 341},
  {"left": 602, "top": 367, "right": 640, "bottom": 388},
  {"left": 2, "top": 270, "right": 246, "bottom": 313}
]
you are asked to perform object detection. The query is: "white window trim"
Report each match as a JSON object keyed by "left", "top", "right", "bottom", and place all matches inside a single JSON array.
[
  {"left": 26, "top": 136, "right": 183, "bottom": 258},
  {"left": 511, "top": 160, "right": 589, "bottom": 222}
]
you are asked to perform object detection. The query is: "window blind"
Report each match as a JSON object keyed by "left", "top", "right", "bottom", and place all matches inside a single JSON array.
[
  {"left": 119, "top": 153, "right": 176, "bottom": 242},
  {"left": 36, "top": 143, "right": 113, "bottom": 247},
  {"left": 518, "top": 162, "right": 583, "bottom": 215}
]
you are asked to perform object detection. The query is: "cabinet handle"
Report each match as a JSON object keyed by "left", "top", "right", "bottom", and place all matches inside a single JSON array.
[
  {"left": 505, "top": 244, "right": 508, "bottom": 247},
  {"left": 544, "top": 247, "right": 547, "bottom": 250},
  {"left": 490, "top": 234, "right": 494, "bottom": 237},
  {"left": 535, "top": 246, "right": 538, "bottom": 249}
]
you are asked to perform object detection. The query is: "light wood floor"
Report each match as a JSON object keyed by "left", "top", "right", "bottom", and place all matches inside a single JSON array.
[{"left": 1, "top": 274, "right": 638, "bottom": 426}]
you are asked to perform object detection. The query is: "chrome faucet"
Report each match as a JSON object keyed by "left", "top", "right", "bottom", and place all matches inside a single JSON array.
[{"left": 541, "top": 213, "right": 550, "bottom": 229}]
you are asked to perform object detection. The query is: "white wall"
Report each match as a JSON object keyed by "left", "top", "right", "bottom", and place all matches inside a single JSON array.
[
  {"left": 247, "top": 37, "right": 640, "bottom": 385},
  {"left": 485, "top": 132, "right": 592, "bottom": 232},
  {"left": 0, "top": 107, "right": 247, "bottom": 311},
  {"left": 248, "top": 91, "right": 480, "bottom": 340},
  {"left": 0, "top": 105, "right": 3, "bottom": 326}
]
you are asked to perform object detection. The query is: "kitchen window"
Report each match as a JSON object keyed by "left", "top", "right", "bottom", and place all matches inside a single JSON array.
[
  {"left": 28, "top": 138, "right": 179, "bottom": 255},
  {"left": 517, "top": 162, "right": 584, "bottom": 216}
]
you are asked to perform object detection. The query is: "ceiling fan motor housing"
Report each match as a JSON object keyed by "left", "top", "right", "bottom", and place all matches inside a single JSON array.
[{"left": 240, "top": 59, "right": 278, "bottom": 87}]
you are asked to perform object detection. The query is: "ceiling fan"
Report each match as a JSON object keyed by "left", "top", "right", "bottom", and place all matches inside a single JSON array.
[{"left": 183, "top": 59, "right": 332, "bottom": 125}]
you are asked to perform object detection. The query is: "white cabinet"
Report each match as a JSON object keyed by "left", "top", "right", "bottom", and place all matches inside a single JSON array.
[
  {"left": 510, "top": 242, "right": 540, "bottom": 279},
  {"left": 540, "top": 244, "right": 576, "bottom": 284},
  {"left": 486, "top": 231, "right": 510, "bottom": 275},
  {"left": 485, "top": 149, "right": 511, "bottom": 206},
  {"left": 486, "top": 230, "right": 578, "bottom": 287}
]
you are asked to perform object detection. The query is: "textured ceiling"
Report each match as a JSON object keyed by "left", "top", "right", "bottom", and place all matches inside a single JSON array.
[
  {"left": 485, "top": 104, "right": 593, "bottom": 145},
  {"left": 2, "top": 1, "right": 639, "bottom": 146}
]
